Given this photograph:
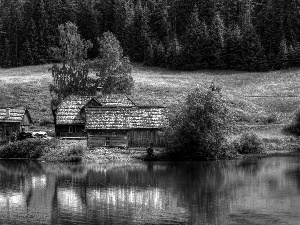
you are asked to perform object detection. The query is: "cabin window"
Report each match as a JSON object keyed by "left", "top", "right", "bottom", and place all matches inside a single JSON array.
[
  {"left": 22, "top": 127, "right": 25, "bottom": 132},
  {"left": 69, "top": 126, "right": 73, "bottom": 133},
  {"left": 105, "top": 137, "right": 110, "bottom": 146}
]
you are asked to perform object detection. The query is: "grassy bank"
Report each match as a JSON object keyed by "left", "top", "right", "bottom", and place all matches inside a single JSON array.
[
  {"left": 1, "top": 63, "right": 300, "bottom": 125},
  {"left": 0, "top": 139, "right": 84, "bottom": 162},
  {"left": 0, "top": 137, "right": 298, "bottom": 163},
  {"left": 1, "top": 63, "right": 300, "bottom": 160}
]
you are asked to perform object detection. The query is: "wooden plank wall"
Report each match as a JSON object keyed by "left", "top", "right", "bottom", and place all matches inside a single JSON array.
[
  {"left": 128, "top": 130, "right": 164, "bottom": 147},
  {"left": 0, "top": 122, "right": 20, "bottom": 142},
  {"left": 88, "top": 133, "right": 128, "bottom": 148},
  {"left": 57, "top": 125, "right": 86, "bottom": 137}
]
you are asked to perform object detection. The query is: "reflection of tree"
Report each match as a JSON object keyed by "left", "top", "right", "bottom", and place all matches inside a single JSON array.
[
  {"left": 0, "top": 160, "right": 44, "bottom": 190},
  {"left": 0, "top": 160, "right": 44, "bottom": 176},
  {"left": 286, "top": 167, "right": 300, "bottom": 191},
  {"left": 0, "top": 159, "right": 266, "bottom": 225},
  {"left": 160, "top": 160, "right": 264, "bottom": 224},
  {"left": 236, "top": 159, "right": 262, "bottom": 175}
]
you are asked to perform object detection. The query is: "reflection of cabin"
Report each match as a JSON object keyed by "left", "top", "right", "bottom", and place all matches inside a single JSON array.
[
  {"left": 0, "top": 107, "right": 32, "bottom": 142},
  {"left": 86, "top": 106, "right": 167, "bottom": 148},
  {"left": 54, "top": 93, "right": 168, "bottom": 147}
]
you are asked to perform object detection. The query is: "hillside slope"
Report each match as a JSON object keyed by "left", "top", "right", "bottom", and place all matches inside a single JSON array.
[{"left": 0, "top": 63, "right": 299, "bottom": 129}]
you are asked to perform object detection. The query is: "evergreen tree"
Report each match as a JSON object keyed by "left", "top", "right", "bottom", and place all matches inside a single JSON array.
[
  {"left": 25, "top": 18, "right": 39, "bottom": 64},
  {"left": 130, "top": 0, "right": 150, "bottom": 61},
  {"left": 182, "top": 6, "right": 209, "bottom": 69},
  {"left": 222, "top": 0, "right": 240, "bottom": 27},
  {"left": 165, "top": 34, "right": 182, "bottom": 69},
  {"left": 207, "top": 12, "right": 225, "bottom": 68},
  {"left": 75, "top": 0, "right": 99, "bottom": 58},
  {"left": 35, "top": 0, "right": 50, "bottom": 63},
  {"left": 0, "top": 0, "right": 24, "bottom": 67},
  {"left": 240, "top": 27, "right": 266, "bottom": 71},
  {"left": 277, "top": 36, "right": 288, "bottom": 68},
  {"left": 225, "top": 24, "right": 242, "bottom": 70},
  {"left": 256, "top": 0, "right": 282, "bottom": 65}
]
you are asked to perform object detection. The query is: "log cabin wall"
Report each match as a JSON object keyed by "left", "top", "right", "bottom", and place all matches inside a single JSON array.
[
  {"left": 87, "top": 130, "right": 128, "bottom": 148},
  {"left": 0, "top": 122, "right": 20, "bottom": 142},
  {"left": 57, "top": 125, "right": 86, "bottom": 137},
  {"left": 87, "top": 129, "right": 164, "bottom": 148},
  {"left": 127, "top": 130, "right": 164, "bottom": 147}
]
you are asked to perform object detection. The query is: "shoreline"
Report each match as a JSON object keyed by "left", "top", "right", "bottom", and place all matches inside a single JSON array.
[{"left": 0, "top": 133, "right": 299, "bottom": 163}]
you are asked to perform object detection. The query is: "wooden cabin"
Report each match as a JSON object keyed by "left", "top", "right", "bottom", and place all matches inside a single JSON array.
[
  {"left": 85, "top": 106, "right": 168, "bottom": 148},
  {"left": 0, "top": 107, "right": 32, "bottom": 142},
  {"left": 54, "top": 94, "right": 136, "bottom": 138},
  {"left": 54, "top": 93, "right": 168, "bottom": 147},
  {"left": 55, "top": 96, "right": 101, "bottom": 138}
]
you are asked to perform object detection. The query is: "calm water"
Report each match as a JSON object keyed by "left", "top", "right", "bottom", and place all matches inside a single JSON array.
[{"left": 0, "top": 157, "right": 300, "bottom": 224}]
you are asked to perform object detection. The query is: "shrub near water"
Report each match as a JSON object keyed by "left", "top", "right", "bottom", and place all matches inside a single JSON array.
[
  {"left": 233, "top": 132, "right": 264, "bottom": 154},
  {"left": 0, "top": 139, "right": 51, "bottom": 159},
  {"left": 42, "top": 143, "right": 85, "bottom": 162},
  {"left": 284, "top": 111, "right": 300, "bottom": 136},
  {"left": 164, "top": 84, "right": 232, "bottom": 160}
]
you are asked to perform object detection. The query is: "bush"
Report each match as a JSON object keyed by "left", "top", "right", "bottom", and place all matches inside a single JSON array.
[
  {"left": 233, "top": 132, "right": 264, "bottom": 154},
  {"left": 164, "top": 83, "right": 234, "bottom": 160},
  {"left": 284, "top": 111, "right": 300, "bottom": 136},
  {"left": 0, "top": 139, "right": 52, "bottom": 159},
  {"left": 42, "top": 143, "right": 85, "bottom": 162}
]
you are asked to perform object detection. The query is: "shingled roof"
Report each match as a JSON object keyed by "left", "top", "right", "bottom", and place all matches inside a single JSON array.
[
  {"left": 56, "top": 95, "right": 101, "bottom": 125},
  {"left": 85, "top": 106, "right": 168, "bottom": 130},
  {"left": 0, "top": 107, "right": 32, "bottom": 123},
  {"left": 97, "top": 94, "right": 136, "bottom": 107}
]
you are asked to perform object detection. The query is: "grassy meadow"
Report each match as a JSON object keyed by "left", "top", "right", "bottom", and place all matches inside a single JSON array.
[{"left": 1, "top": 63, "right": 300, "bottom": 138}]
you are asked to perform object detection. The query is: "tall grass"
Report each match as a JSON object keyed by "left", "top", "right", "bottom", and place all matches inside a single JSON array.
[
  {"left": 41, "top": 143, "right": 85, "bottom": 162},
  {"left": 0, "top": 138, "right": 85, "bottom": 162},
  {"left": 0, "top": 139, "right": 52, "bottom": 159}
]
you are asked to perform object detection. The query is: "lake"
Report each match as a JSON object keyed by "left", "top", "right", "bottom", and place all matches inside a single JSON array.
[{"left": 0, "top": 157, "right": 300, "bottom": 224}]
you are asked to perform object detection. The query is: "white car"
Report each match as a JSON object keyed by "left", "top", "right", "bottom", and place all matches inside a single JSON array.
[{"left": 31, "top": 131, "right": 52, "bottom": 139}]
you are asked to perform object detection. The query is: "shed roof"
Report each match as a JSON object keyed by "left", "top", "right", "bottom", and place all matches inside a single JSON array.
[
  {"left": 0, "top": 107, "right": 32, "bottom": 123},
  {"left": 86, "top": 106, "right": 168, "bottom": 130},
  {"left": 56, "top": 94, "right": 136, "bottom": 125},
  {"left": 56, "top": 95, "right": 101, "bottom": 125},
  {"left": 97, "top": 94, "right": 136, "bottom": 107}
]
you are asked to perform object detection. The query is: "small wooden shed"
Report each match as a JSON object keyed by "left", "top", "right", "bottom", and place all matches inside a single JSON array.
[
  {"left": 85, "top": 106, "right": 168, "bottom": 148},
  {"left": 0, "top": 107, "right": 32, "bottom": 142},
  {"left": 54, "top": 94, "right": 137, "bottom": 138},
  {"left": 55, "top": 95, "right": 101, "bottom": 138}
]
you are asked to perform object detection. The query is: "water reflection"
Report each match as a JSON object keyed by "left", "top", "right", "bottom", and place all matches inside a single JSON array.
[{"left": 0, "top": 157, "right": 300, "bottom": 224}]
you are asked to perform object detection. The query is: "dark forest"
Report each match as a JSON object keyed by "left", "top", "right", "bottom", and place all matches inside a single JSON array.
[{"left": 0, "top": 0, "right": 299, "bottom": 71}]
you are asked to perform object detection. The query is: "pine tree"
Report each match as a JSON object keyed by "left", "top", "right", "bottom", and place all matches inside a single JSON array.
[
  {"left": 1, "top": 0, "right": 24, "bottom": 67},
  {"left": 240, "top": 27, "right": 266, "bottom": 71},
  {"left": 222, "top": 0, "right": 240, "bottom": 27},
  {"left": 75, "top": 0, "right": 99, "bottom": 58},
  {"left": 130, "top": 0, "right": 150, "bottom": 61},
  {"left": 182, "top": 5, "right": 209, "bottom": 69},
  {"left": 35, "top": 0, "right": 50, "bottom": 63},
  {"left": 240, "top": 0, "right": 252, "bottom": 33},
  {"left": 277, "top": 36, "right": 288, "bottom": 68},
  {"left": 256, "top": 0, "right": 282, "bottom": 65},
  {"left": 208, "top": 12, "right": 225, "bottom": 68},
  {"left": 166, "top": 34, "right": 182, "bottom": 69},
  {"left": 225, "top": 24, "right": 242, "bottom": 70}
]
